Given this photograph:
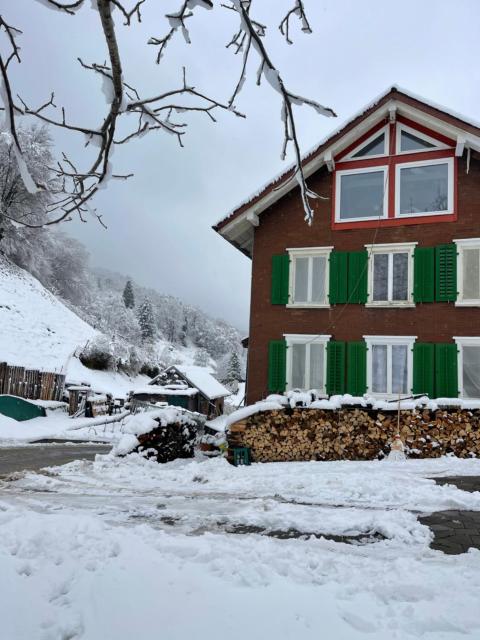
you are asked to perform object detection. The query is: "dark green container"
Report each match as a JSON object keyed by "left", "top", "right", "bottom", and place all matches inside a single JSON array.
[{"left": 0, "top": 395, "right": 46, "bottom": 421}]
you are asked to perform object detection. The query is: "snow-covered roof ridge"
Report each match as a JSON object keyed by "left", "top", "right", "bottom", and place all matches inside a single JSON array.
[
  {"left": 214, "top": 85, "right": 480, "bottom": 236},
  {"left": 150, "top": 365, "right": 230, "bottom": 400}
]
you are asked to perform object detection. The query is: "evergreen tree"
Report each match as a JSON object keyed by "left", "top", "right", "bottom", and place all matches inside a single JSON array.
[
  {"left": 122, "top": 279, "right": 135, "bottom": 309},
  {"left": 224, "top": 351, "right": 242, "bottom": 387},
  {"left": 137, "top": 297, "right": 156, "bottom": 341}
]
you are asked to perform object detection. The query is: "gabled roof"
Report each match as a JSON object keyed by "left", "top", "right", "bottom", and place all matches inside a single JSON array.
[
  {"left": 150, "top": 365, "right": 230, "bottom": 400},
  {"left": 214, "top": 85, "right": 480, "bottom": 258}
]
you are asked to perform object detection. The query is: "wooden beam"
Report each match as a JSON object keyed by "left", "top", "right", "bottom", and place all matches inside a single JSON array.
[
  {"left": 456, "top": 136, "right": 466, "bottom": 157},
  {"left": 246, "top": 211, "right": 259, "bottom": 227},
  {"left": 324, "top": 150, "right": 335, "bottom": 172}
]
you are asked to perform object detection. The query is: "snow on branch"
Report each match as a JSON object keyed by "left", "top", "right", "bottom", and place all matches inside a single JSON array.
[
  {"left": 1, "top": 0, "right": 336, "bottom": 227},
  {"left": 224, "top": 0, "right": 336, "bottom": 224},
  {"left": 279, "top": 0, "right": 311, "bottom": 45}
]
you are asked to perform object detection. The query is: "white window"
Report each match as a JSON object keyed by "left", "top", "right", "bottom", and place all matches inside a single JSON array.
[
  {"left": 284, "top": 334, "right": 330, "bottom": 393},
  {"left": 454, "top": 337, "right": 480, "bottom": 399},
  {"left": 395, "top": 157, "right": 454, "bottom": 217},
  {"left": 396, "top": 123, "right": 448, "bottom": 155},
  {"left": 365, "top": 336, "right": 416, "bottom": 397},
  {"left": 335, "top": 166, "right": 388, "bottom": 222},
  {"left": 366, "top": 242, "right": 416, "bottom": 307},
  {"left": 287, "top": 247, "right": 332, "bottom": 307},
  {"left": 345, "top": 126, "right": 389, "bottom": 160},
  {"left": 454, "top": 238, "right": 480, "bottom": 306}
]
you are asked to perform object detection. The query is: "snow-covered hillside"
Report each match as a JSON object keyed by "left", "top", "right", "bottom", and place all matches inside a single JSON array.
[{"left": 0, "top": 255, "right": 96, "bottom": 372}]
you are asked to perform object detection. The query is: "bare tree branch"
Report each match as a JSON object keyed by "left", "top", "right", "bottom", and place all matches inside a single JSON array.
[{"left": 279, "top": 0, "right": 311, "bottom": 45}]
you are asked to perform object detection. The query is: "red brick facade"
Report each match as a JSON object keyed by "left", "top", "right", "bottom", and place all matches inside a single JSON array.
[{"left": 246, "top": 154, "right": 480, "bottom": 403}]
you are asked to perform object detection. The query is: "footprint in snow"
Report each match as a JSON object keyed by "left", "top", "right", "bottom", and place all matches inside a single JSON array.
[{"left": 339, "top": 609, "right": 378, "bottom": 633}]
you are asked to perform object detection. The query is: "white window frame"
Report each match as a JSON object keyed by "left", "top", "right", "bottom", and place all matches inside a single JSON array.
[
  {"left": 453, "top": 337, "right": 480, "bottom": 399},
  {"left": 335, "top": 165, "right": 388, "bottom": 223},
  {"left": 344, "top": 125, "right": 389, "bottom": 161},
  {"left": 284, "top": 334, "right": 331, "bottom": 394},
  {"left": 365, "top": 242, "right": 416, "bottom": 308},
  {"left": 454, "top": 238, "right": 480, "bottom": 307},
  {"left": 287, "top": 247, "right": 333, "bottom": 308},
  {"left": 396, "top": 123, "right": 449, "bottom": 155},
  {"left": 364, "top": 335, "right": 416, "bottom": 398},
  {"left": 394, "top": 157, "right": 454, "bottom": 218}
]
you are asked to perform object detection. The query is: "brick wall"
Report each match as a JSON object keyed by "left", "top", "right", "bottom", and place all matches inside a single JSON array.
[{"left": 247, "top": 155, "right": 480, "bottom": 403}]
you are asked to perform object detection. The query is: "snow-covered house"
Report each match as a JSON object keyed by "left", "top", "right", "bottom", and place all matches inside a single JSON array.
[
  {"left": 214, "top": 86, "right": 480, "bottom": 404},
  {"left": 131, "top": 365, "right": 230, "bottom": 418}
]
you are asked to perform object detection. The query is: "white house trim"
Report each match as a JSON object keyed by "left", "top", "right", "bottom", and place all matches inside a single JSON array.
[
  {"left": 343, "top": 125, "right": 390, "bottom": 161},
  {"left": 364, "top": 335, "right": 416, "bottom": 398},
  {"left": 395, "top": 122, "right": 450, "bottom": 155},
  {"left": 287, "top": 247, "right": 333, "bottom": 308},
  {"left": 453, "top": 238, "right": 480, "bottom": 307},
  {"left": 453, "top": 337, "right": 480, "bottom": 399},
  {"left": 335, "top": 165, "right": 389, "bottom": 223},
  {"left": 364, "top": 242, "right": 417, "bottom": 308},
  {"left": 394, "top": 156, "right": 454, "bottom": 218},
  {"left": 284, "top": 334, "right": 331, "bottom": 394}
]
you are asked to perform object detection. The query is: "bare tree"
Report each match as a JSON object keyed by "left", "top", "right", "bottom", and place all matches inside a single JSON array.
[{"left": 0, "top": 0, "right": 336, "bottom": 228}]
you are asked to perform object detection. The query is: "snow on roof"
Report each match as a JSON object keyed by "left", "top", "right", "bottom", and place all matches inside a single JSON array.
[
  {"left": 214, "top": 85, "right": 480, "bottom": 234},
  {"left": 131, "top": 386, "right": 198, "bottom": 397},
  {"left": 167, "top": 365, "right": 230, "bottom": 400}
]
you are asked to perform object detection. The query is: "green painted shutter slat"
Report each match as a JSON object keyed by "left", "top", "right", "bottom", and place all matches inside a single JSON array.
[
  {"left": 412, "top": 343, "right": 435, "bottom": 397},
  {"left": 346, "top": 341, "right": 367, "bottom": 396},
  {"left": 434, "top": 343, "right": 458, "bottom": 398},
  {"left": 326, "top": 341, "right": 346, "bottom": 395},
  {"left": 268, "top": 340, "right": 287, "bottom": 393},
  {"left": 435, "top": 244, "right": 457, "bottom": 302},
  {"left": 347, "top": 251, "right": 368, "bottom": 304},
  {"left": 271, "top": 254, "right": 290, "bottom": 305},
  {"left": 329, "top": 252, "right": 348, "bottom": 304},
  {"left": 413, "top": 247, "right": 435, "bottom": 303}
]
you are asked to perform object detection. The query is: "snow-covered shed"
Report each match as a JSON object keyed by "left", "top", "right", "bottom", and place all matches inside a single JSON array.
[{"left": 132, "top": 365, "right": 230, "bottom": 418}]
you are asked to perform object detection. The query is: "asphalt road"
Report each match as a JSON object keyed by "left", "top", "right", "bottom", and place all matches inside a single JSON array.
[{"left": 0, "top": 443, "right": 112, "bottom": 476}]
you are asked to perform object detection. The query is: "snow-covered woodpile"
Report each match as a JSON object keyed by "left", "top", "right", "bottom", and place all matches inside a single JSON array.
[
  {"left": 114, "top": 408, "right": 199, "bottom": 463},
  {"left": 227, "top": 407, "right": 480, "bottom": 462}
]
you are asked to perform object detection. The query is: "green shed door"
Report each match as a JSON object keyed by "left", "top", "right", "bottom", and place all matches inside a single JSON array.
[
  {"left": 169, "top": 395, "right": 189, "bottom": 409},
  {"left": 0, "top": 395, "right": 45, "bottom": 422}
]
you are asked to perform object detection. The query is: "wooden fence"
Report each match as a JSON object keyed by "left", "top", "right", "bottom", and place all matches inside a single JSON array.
[{"left": 0, "top": 362, "right": 65, "bottom": 401}]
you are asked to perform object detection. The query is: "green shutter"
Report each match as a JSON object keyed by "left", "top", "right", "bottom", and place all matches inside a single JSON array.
[
  {"left": 346, "top": 341, "right": 367, "bottom": 396},
  {"left": 326, "top": 341, "right": 346, "bottom": 395},
  {"left": 413, "top": 247, "right": 435, "bottom": 303},
  {"left": 329, "top": 252, "right": 348, "bottom": 304},
  {"left": 412, "top": 343, "right": 435, "bottom": 397},
  {"left": 268, "top": 340, "right": 287, "bottom": 393},
  {"left": 271, "top": 254, "right": 290, "bottom": 305},
  {"left": 435, "top": 244, "right": 457, "bottom": 302},
  {"left": 434, "top": 343, "right": 459, "bottom": 398},
  {"left": 347, "top": 251, "right": 368, "bottom": 304}
]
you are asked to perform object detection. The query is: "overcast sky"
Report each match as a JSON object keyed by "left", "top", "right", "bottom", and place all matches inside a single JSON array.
[{"left": 5, "top": 0, "right": 480, "bottom": 331}]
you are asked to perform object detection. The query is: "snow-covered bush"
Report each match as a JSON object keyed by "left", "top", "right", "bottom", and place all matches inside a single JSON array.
[{"left": 80, "top": 336, "right": 115, "bottom": 370}]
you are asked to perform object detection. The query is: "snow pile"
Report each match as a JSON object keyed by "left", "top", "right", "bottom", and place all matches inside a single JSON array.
[
  {"left": 0, "top": 256, "right": 96, "bottom": 372},
  {"left": 131, "top": 385, "right": 198, "bottom": 397},
  {"left": 224, "top": 399, "right": 285, "bottom": 429},
  {"left": 113, "top": 408, "right": 197, "bottom": 456}
]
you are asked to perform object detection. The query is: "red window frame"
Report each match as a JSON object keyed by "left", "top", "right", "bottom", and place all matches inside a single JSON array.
[{"left": 331, "top": 116, "right": 457, "bottom": 231}]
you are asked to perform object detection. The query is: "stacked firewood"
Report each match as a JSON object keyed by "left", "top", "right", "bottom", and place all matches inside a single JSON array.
[
  {"left": 134, "top": 422, "right": 197, "bottom": 463},
  {"left": 227, "top": 407, "right": 480, "bottom": 462}
]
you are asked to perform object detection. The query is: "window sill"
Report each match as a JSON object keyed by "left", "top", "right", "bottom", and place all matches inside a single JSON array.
[
  {"left": 365, "top": 302, "right": 415, "bottom": 309},
  {"left": 455, "top": 301, "right": 480, "bottom": 307},
  {"left": 286, "top": 303, "right": 331, "bottom": 309}
]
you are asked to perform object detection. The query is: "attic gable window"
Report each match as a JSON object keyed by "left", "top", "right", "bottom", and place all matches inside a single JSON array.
[{"left": 333, "top": 118, "right": 455, "bottom": 228}]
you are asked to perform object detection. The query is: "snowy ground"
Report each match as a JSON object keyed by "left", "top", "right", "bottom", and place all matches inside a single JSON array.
[
  {"left": 1, "top": 455, "right": 480, "bottom": 639},
  {"left": 0, "top": 412, "right": 129, "bottom": 445}
]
